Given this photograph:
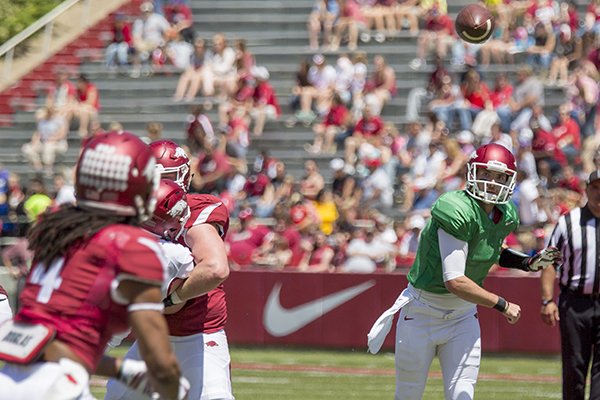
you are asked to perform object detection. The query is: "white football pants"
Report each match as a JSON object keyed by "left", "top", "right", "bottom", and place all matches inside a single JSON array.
[
  {"left": 394, "top": 291, "right": 481, "bottom": 400},
  {"left": 105, "top": 329, "right": 234, "bottom": 400}
]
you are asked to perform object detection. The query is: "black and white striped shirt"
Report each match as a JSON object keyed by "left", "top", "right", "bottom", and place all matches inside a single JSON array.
[{"left": 549, "top": 206, "right": 600, "bottom": 295}]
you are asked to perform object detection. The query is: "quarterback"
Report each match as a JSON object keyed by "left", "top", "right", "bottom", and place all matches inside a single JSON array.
[{"left": 368, "top": 143, "right": 562, "bottom": 400}]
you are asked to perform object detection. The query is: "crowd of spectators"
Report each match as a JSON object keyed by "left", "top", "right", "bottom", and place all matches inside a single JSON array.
[{"left": 3, "top": 0, "right": 600, "bottom": 276}]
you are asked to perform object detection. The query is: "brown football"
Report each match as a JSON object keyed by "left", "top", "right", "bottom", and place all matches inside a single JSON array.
[{"left": 455, "top": 4, "right": 495, "bottom": 44}]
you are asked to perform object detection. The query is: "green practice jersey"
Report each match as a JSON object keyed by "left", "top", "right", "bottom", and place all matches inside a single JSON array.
[{"left": 407, "top": 190, "right": 519, "bottom": 294}]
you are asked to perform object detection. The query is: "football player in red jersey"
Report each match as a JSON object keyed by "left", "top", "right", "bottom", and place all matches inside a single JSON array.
[
  {"left": 107, "top": 140, "right": 234, "bottom": 400},
  {"left": 0, "top": 132, "right": 188, "bottom": 400},
  {"left": 0, "top": 285, "right": 12, "bottom": 325}
]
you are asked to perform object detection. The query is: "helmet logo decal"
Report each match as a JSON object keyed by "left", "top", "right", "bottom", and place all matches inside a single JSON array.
[
  {"left": 79, "top": 143, "right": 132, "bottom": 192},
  {"left": 174, "top": 147, "right": 187, "bottom": 159},
  {"left": 167, "top": 199, "right": 188, "bottom": 218}
]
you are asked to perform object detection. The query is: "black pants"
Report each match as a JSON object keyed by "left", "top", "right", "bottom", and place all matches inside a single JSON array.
[{"left": 559, "top": 291, "right": 600, "bottom": 400}]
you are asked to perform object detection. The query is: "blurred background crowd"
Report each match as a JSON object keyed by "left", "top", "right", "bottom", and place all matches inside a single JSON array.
[{"left": 2, "top": 0, "right": 600, "bottom": 276}]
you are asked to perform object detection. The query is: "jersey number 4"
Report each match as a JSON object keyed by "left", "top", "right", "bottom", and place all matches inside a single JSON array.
[{"left": 29, "top": 258, "right": 65, "bottom": 304}]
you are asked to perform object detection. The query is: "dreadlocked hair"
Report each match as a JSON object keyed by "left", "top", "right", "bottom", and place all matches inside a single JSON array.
[{"left": 28, "top": 204, "right": 137, "bottom": 268}]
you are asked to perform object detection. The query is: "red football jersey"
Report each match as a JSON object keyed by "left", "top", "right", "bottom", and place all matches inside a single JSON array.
[
  {"left": 168, "top": 194, "right": 230, "bottom": 336},
  {"left": 15, "top": 224, "right": 165, "bottom": 371}
]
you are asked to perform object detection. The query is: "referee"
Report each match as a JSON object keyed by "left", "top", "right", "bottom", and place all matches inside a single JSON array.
[{"left": 541, "top": 169, "right": 600, "bottom": 400}]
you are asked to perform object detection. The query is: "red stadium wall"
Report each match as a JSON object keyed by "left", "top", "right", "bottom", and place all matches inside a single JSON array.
[{"left": 224, "top": 270, "right": 561, "bottom": 353}]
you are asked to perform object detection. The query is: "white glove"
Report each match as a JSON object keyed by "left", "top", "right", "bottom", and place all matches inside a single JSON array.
[
  {"left": 528, "top": 247, "right": 562, "bottom": 272},
  {"left": 117, "top": 359, "right": 153, "bottom": 398},
  {"left": 118, "top": 359, "right": 190, "bottom": 400}
]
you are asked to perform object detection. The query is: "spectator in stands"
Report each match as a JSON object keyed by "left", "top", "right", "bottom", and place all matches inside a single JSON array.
[
  {"left": 299, "top": 231, "right": 335, "bottom": 272},
  {"left": 105, "top": 13, "right": 132, "bottom": 72},
  {"left": 21, "top": 107, "right": 68, "bottom": 175},
  {"left": 22, "top": 178, "right": 52, "bottom": 224},
  {"left": 547, "top": 24, "right": 581, "bottom": 87},
  {"left": 164, "top": 31, "right": 193, "bottom": 70},
  {"left": 207, "top": 33, "right": 237, "bottom": 100},
  {"left": 185, "top": 104, "right": 214, "bottom": 153},
  {"left": 329, "top": 0, "right": 366, "bottom": 51},
  {"left": 455, "top": 68, "right": 490, "bottom": 132},
  {"left": 190, "top": 136, "right": 232, "bottom": 194},
  {"left": 396, "top": 213, "right": 425, "bottom": 268},
  {"left": 226, "top": 208, "right": 272, "bottom": 268},
  {"left": 361, "top": 157, "right": 394, "bottom": 209},
  {"left": 527, "top": 22, "right": 556, "bottom": 72},
  {"left": 234, "top": 39, "right": 255, "bottom": 78},
  {"left": 308, "top": 0, "right": 340, "bottom": 50},
  {"left": 409, "top": 4, "right": 454, "bottom": 71},
  {"left": 300, "top": 159, "right": 326, "bottom": 201},
  {"left": 0, "top": 165, "right": 9, "bottom": 225},
  {"left": 496, "top": 65, "right": 544, "bottom": 134},
  {"left": 552, "top": 103, "right": 581, "bottom": 165},
  {"left": 249, "top": 66, "right": 280, "bottom": 136},
  {"left": 342, "top": 226, "right": 394, "bottom": 272},
  {"left": 344, "top": 105, "right": 384, "bottom": 165},
  {"left": 567, "top": 63, "right": 599, "bottom": 139},
  {"left": 45, "top": 68, "right": 76, "bottom": 122},
  {"left": 252, "top": 233, "right": 293, "bottom": 270},
  {"left": 163, "top": 0, "right": 194, "bottom": 43},
  {"left": 173, "top": 38, "right": 211, "bottom": 102},
  {"left": 131, "top": 1, "right": 170, "bottom": 78},
  {"left": 312, "top": 188, "right": 339, "bottom": 235},
  {"left": 427, "top": 74, "right": 460, "bottom": 132},
  {"left": 482, "top": 121, "right": 514, "bottom": 152},
  {"left": 401, "top": 140, "right": 447, "bottom": 212},
  {"left": 296, "top": 54, "right": 337, "bottom": 125},
  {"left": 287, "top": 59, "right": 313, "bottom": 125},
  {"left": 53, "top": 172, "right": 76, "bottom": 206},
  {"left": 364, "top": 55, "right": 396, "bottom": 116},
  {"left": 306, "top": 93, "right": 351, "bottom": 154},
  {"left": 73, "top": 75, "right": 100, "bottom": 138},
  {"left": 395, "top": 0, "right": 420, "bottom": 36}
]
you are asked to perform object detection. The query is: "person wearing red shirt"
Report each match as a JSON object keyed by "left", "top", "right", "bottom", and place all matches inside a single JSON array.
[
  {"left": 190, "top": 137, "right": 233, "bottom": 194},
  {"left": 105, "top": 13, "right": 133, "bottom": 70},
  {"left": 145, "top": 141, "right": 234, "bottom": 400},
  {"left": 410, "top": 6, "right": 454, "bottom": 70},
  {"left": 456, "top": 68, "right": 491, "bottom": 131},
  {"left": 344, "top": 105, "right": 384, "bottom": 164},
  {"left": 74, "top": 75, "right": 100, "bottom": 138},
  {"left": 227, "top": 208, "right": 273, "bottom": 268},
  {"left": 552, "top": 104, "right": 581, "bottom": 165},
  {"left": 0, "top": 132, "right": 187, "bottom": 400},
  {"left": 307, "top": 93, "right": 350, "bottom": 154},
  {"left": 249, "top": 66, "right": 280, "bottom": 136},
  {"left": 531, "top": 118, "right": 567, "bottom": 174}
]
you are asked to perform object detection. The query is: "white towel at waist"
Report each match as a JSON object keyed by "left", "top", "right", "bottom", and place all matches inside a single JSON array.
[{"left": 366, "top": 287, "right": 414, "bottom": 354}]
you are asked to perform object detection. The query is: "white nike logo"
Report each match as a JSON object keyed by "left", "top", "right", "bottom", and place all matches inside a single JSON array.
[{"left": 263, "top": 280, "right": 375, "bottom": 337}]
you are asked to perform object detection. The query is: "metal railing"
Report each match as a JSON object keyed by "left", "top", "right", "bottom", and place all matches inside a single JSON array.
[{"left": 0, "top": 0, "right": 91, "bottom": 84}]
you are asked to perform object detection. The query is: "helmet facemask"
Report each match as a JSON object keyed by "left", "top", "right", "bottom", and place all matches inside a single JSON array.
[{"left": 466, "top": 161, "right": 516, "bottom": 204}]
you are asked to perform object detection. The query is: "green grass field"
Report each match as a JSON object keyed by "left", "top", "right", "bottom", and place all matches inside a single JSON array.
[{"left": 92, "top": 346, "right": 563, "bottom": 399}]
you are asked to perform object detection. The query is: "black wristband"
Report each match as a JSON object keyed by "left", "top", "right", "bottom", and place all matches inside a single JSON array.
[
  {"left": 163, "top": 294, "right": 174, "bottom": 308},
  {"left": 493, "top": 296, "right": 508, "bottom": 312}
]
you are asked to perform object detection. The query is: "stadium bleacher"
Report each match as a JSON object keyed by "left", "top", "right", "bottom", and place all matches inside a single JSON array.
[{"left": 0, "top": 0, "right": 583, "bottom": 185}]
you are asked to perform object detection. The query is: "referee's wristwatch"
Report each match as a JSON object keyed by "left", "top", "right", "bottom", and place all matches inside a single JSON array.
[{"left": 541, "top": 298, "right": 554, "bottom": 306}]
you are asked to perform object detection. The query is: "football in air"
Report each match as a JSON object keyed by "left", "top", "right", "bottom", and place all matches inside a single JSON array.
[{"left": 455, "top": 3, "right": 495, "bottom": 44}]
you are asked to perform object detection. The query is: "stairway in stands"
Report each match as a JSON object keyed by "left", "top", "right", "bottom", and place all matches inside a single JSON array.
[{"left": 0, "top": 0, "right": 577, "bottom": 184}]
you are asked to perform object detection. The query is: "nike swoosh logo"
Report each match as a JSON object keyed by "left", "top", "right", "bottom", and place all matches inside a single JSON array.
[
  {"left": 0, "top": 298, "right": 6, "bottom": 302},
  {"left": 403, "top": 315, "right": 414, "bottom": 321},
  {"left": 263, "top": 280, "right": 375, "bottom": 337}
]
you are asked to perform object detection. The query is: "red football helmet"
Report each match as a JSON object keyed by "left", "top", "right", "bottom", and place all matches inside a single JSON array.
[
  {"left": 466, "top": 143, "right": 517, "bottom": 204},
  {"left": 142, "top": 179, "right": 190, "bottom": 241},
  {"left": 76, "top": 131, "right": 159, "bottom": 221},
  {"left": 150, "top": 140, "right": 191, "bottom": 191}
]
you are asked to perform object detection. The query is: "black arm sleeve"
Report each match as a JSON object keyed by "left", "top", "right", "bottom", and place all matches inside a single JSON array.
[{"left": 498, "top": 248, "right": 531, "bottom": 271}]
